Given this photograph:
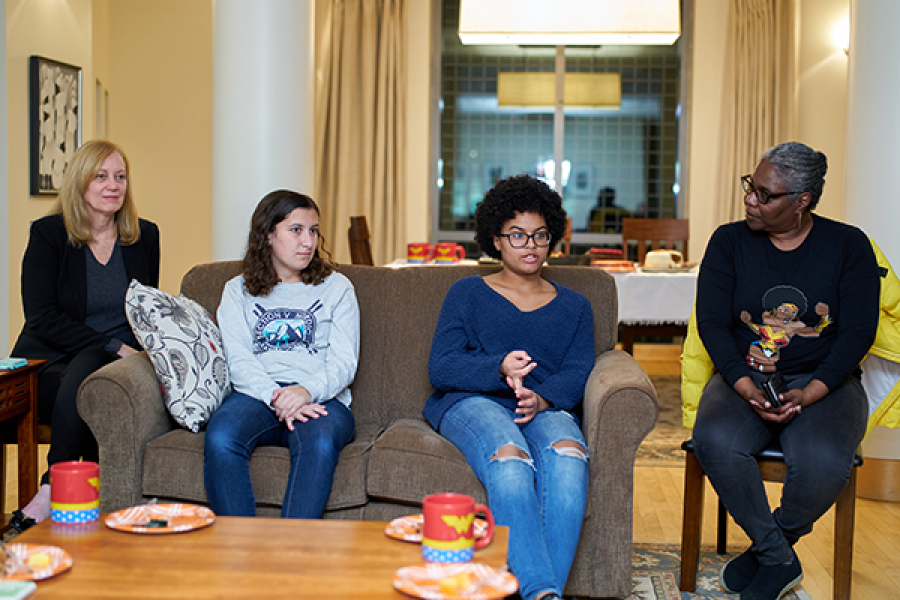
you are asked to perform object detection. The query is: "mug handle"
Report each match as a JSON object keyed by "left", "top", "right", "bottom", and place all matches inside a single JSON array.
[
  {"left": 455, "top": 244, "right": 465, "bottom": 261},
  {"left": 474, "top": 503, "right": 494, "bottom": 549}
]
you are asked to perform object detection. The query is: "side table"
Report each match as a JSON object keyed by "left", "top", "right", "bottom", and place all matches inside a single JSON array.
[{"left": 0, "top": 360, "right": 42, "bottom": 512}]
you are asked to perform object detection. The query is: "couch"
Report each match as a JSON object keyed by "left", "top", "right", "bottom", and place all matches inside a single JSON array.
[{"left": 78, "top": 262, "right": 658, "bottom": 599}]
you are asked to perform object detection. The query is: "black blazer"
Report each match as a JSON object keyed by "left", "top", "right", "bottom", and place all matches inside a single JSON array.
[{"left": 11, "top": 213, "right": 160, "bottom": 364}]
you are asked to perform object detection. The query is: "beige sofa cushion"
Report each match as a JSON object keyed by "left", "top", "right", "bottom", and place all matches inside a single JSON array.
[{"left": 366, "top": 418, "right": 486, "bottom": 506}]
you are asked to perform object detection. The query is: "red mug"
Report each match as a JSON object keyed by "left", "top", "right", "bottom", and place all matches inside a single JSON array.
[
  {"left": 50, "top": 461, "right": 100, "bottom": 524},
  {"left": 433, "top": 242, "right": 465, "bottom": 264},
  {"left": 407, "top": 242, "right": 433, "bottom": 264},
  {"left": 421, "top": 493, "right": 494, "bottom": 563}
]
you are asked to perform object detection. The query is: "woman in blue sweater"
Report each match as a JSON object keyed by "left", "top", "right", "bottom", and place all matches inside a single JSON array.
[{"left": 424, "top": 175, "right": 594, "bottom": 600}]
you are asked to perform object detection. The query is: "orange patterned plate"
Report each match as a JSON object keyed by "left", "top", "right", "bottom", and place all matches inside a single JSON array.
[
  {"left": 385, "top": 514, "right": 489, "bottom": 543},
  {"left": 1, "top": 544, "right": 72, "bottom": 581},
  {"left": 105, "top": 503, "right": 215, "bottom": 534},
  {"left": 393, "top": 563, "right": 518, "bottom": 599}
]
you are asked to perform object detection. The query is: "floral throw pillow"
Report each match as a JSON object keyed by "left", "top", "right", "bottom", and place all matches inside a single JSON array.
[{"left": 125, "top": 280, "right": 230, "bottom": 432}]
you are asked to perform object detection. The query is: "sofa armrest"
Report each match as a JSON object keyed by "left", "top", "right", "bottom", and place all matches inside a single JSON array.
[
  {"left": 567, "top": 348, "right": 659, "bottom": 598},
  {"left": 77, "top": 353, "right": 175, "bottom": 512}
]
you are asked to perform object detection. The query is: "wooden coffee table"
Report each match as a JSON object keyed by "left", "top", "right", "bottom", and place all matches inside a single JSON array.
[{"left": 16, "top": 516, "right": 510, "bottom": 598}]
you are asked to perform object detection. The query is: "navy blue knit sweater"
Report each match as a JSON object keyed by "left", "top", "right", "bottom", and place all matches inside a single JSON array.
[{"left": 423, "top": 276, "right": 595, "bottom": 429}]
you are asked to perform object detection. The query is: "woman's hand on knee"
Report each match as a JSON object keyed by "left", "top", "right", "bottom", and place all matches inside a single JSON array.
[
  {"left": 282, "top": 403, "right": 328, "bottom": 430},
  {"left": 513, "top": 388, "right": 550, "bottom": 424}
]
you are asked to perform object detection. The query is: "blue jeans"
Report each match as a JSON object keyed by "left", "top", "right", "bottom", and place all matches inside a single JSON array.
[
  {"left": 203, "top": 391, "right": 355, "bottom": 518},
  {"left": 439, "top": 396, "right": 589, "bottom": 600},
  {"left": 692, "top": 373, "right": 867, "bottom": 565}
]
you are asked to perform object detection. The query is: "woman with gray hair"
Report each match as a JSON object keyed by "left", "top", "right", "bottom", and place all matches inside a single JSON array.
[{"left": 691, "top": 141, "right": 880, "bottom": 600}]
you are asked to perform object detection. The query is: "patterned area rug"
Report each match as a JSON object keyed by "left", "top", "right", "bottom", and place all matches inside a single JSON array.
[
  {"left": 631, "top": 543, "right": 812, "bottom": 600},
  {"left": 637, "top": 375, "right": 690, "bottom": 466}
]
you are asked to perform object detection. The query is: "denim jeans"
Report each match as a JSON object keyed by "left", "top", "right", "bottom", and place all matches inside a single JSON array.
[
  {"left": 204, "top": 391, "right": 355, "bottom": 518},
  {"left": 439, "top": 396, "right": 589, "bottom": 600},
  {"left": 692, "top": 373, "right": 867, "bottom": 565}
]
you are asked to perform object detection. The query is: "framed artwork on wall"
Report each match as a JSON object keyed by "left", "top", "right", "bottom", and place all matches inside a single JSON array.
[{"left": 29, "top": 55, "right": 82, "bottom": 196}]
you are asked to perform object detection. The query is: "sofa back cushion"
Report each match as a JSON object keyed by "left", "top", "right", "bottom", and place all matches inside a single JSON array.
[{"left": 180, "top": 262, "right": 617, "bottom": 434}]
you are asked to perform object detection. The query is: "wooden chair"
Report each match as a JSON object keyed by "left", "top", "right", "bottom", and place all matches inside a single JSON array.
[
  {"left": 348, "top": 216, "right": 374, "bottom": 266},
  {"left": 617, "top": 217, "right": 691, "bottom": 355},
  {"left": 680, "top": 438, "right": 861, "bottom": 600},
  {"left": 621, "top": 217, "right": 690, "bottom": 264}
]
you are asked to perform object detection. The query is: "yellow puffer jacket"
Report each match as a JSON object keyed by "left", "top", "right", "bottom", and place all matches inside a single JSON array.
[{"left": 680, "top": 238, "right": 900, "bottom": 437}]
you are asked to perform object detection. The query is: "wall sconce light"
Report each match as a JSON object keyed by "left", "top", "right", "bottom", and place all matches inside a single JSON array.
[
  {"left": 833, "top": 18, "right": 850, "bottom": 55},
  {"left": 459, "top": 0, "right": 680, "bottom": 46},
  {"left": 497, "top": 72, "right": 621, "bottom": 108}
]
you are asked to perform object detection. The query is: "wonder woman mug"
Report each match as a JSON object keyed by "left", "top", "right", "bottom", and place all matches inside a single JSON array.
[
  {"left": 434, "top": 242, "right": 465, "bottom": 264},
  {"left": 422, "top": 493, "right": 494, "bottom": 563},
  {"left": 50, "top": 461, "right": 100, "bottom": 524},
  {"left": 407, "top": 242, "right": 433, "bottom": 264}
]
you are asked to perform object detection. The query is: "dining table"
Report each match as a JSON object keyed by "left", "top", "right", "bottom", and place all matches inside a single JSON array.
[{"left": 608, "top": 267, "right": 699, "bottom": 354}]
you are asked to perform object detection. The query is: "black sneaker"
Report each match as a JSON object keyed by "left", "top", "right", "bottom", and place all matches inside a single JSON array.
[
  {"left": 740, "top": 550, "right": 803, "bottom": 600},
  {"left": 720, "top": 548, "right": 759, "bottom": 593},
  {"left": 7, "top": 510, "right": 36, "bottom": 535}
]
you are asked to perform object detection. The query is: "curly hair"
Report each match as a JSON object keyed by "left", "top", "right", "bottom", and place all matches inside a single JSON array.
[
  {"left": 474, "top": 175, "right": 568, "bottom": 259},
  {"left": 243, "top": 190, "right": 336, "bottom": 296},
  {"left": 51, "top": 139, "right": 141, "bottom": 247},
  {"left": 762, "top": 141, "right": 828, "bottom": 211}
]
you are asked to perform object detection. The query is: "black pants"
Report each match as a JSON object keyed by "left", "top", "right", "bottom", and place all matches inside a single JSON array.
[
  {"left": 692, "top": 372, "right": 867, "bottom": 565},
  {"left": 37, "top": 347, "right": 118, "bottom": 486}
]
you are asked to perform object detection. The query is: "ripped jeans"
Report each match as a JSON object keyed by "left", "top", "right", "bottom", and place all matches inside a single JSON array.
[{"left": 439, "top": 396, "right": 589, "bottom": 600}]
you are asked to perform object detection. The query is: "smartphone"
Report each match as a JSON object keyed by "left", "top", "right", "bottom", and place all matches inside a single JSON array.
[{"left": 761, "top": 372, "right": 787, "bottom": 409}]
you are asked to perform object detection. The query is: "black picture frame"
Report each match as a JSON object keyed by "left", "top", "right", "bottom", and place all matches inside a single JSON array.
[{"left": 29, "top": 55, "right": 82, "bottom": 196}]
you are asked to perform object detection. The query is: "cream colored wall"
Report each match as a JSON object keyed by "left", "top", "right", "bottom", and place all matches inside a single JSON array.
[
  {"left": 6, "top": 0, "right": 96, "bottom": 349},
  {"left": 797, "top": 0, "right": 849, "bottom": 221},
  {"left": 405, "top": 0, "right": 431, "bottom": 244},
  {"left": 685, "top": 0, "right": 730, "bottom": 260},
  {"left": 105, "top": 0, "right": 212, "bottom": 295},
  {"left": 686, "top": 0, "right": 851, "bottom": 261}
]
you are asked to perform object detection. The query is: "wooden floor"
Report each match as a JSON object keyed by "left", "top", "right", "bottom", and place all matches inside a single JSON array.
[
  {"left": 4, "top": 344, "right": 899, "bottom": 598},
  {"left": 632, "top": 343, "right": 900, "bottom": 600}
]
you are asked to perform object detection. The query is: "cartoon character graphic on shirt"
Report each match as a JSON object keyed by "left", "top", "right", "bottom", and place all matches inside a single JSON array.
[
  {"left": 740, "top": 285, "right": 832, "bottom": 372},
  {"left": 251, "top": 300, "right": 322, "bottom": 355}
]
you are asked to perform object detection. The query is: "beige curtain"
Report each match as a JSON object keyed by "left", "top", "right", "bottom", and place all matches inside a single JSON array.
[
  {"left": 316, "top": 0, "right": 407, "bottom": 265},
  {"left": 714, "top": 0, "right": 798, "bottom": 224}
]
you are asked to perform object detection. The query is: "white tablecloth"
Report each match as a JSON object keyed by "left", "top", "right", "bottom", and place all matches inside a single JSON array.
[{"left": 610, "top": 269, "right": 698, "bottom": 325}]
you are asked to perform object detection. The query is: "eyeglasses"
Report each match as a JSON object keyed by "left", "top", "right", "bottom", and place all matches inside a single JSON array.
[
  {"left": 498, "top": 231, "right": 552, "bottom": 248},
  {"left": 740, "top": 175, "right": 802, "bottom": 205}
]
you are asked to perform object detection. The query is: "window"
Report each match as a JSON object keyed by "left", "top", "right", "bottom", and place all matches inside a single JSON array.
[{"left": 434, "top": 0, "right": 683, "bottom": 253}]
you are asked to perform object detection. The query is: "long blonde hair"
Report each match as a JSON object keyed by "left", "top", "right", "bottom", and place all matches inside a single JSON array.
[{"left": 50, "top": 139, "right": 141, "bottom": 247}]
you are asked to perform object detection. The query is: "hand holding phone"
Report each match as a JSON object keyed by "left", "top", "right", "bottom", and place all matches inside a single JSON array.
[{"left": 760, "top": 372, "right": 787, "bottom": 409}]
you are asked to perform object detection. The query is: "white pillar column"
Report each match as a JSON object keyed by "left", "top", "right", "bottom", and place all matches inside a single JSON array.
[
  {"left": 211, "top": 0, "right": 315, "bottom": 261},
  {"left": 845, "top": 0, "right": 900, "bottom": 500}
]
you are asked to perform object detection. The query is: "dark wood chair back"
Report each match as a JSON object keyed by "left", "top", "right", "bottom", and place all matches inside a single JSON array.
[
  {"left": 348, "top": 216, "right": 374, "bottom": 266},
  {"left": 621, "top": 218, "right": 689, "bottom": 264}
]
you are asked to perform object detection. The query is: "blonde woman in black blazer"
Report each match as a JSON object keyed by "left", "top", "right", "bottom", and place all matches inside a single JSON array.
[{"left": 10, "top": 140, "right": 159, "bottom": 531}]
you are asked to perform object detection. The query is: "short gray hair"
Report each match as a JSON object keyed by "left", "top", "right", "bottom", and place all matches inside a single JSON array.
[{"left": 762, "top": 142, "right": 828, "bottom": 210}]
